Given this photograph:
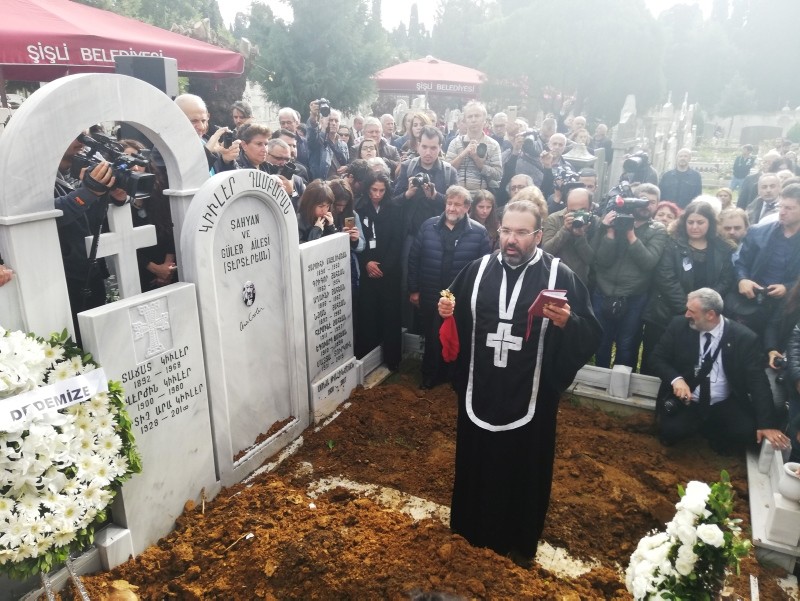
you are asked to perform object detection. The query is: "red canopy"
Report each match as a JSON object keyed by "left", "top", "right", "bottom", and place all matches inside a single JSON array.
[
  {"left": 374, "top": 56, "right": 485, "bottom": 97},
  {"left": 0, "top": 0, "right": 244, "bottom": 81}
]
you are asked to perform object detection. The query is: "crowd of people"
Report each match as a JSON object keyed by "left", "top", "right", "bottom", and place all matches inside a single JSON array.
[{"left": 3, "top": 92, "right": 799, "bottom": 568}]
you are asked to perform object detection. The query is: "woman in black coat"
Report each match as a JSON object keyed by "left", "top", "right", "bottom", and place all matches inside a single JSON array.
[
  {"left": 641, "top": 200, "right": 735, "bottom": 375},
  {"left": 354, "top": 171, "right": 403, "bottom": 369}
]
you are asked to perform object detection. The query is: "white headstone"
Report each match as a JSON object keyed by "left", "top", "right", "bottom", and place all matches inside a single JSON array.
[
  {"left": 299, "top": 234, "right": 361, "bottom": 422},
  {"left": 78, "top": 283, "right": 217, "bottom": 557},
  {"left": 0, "top": 73, "right": 208, "bottom": 337},
  {"left": 181, "top": 170, "right": 309, "bottom": 486}
]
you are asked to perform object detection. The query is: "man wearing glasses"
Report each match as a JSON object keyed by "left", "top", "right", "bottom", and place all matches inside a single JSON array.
[
  {"left": 263, "top": 138, "right": 305, "bottom": 209},
  {"left": 278, "top": 106, "right": 310, "bottom": 170},
  {"left": 438, "top": 199, "right": 601, "bottom": 567}
]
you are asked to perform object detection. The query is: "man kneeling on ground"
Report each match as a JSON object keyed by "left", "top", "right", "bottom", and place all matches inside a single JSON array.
[{"left": 650, "top": 287, "right": 789, "bottom": 454}]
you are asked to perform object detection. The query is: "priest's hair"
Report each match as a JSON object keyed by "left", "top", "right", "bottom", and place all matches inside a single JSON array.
[
  {"left": 688, "top": 288, "right": 723, "bottom": 315},
  {"left": 502, "top": 199, "right": 545, "bottom": 230}
]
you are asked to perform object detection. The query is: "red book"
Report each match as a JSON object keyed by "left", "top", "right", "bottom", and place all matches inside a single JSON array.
[{"left": 526, "top": 289, "right": 568, "bottom": 340}]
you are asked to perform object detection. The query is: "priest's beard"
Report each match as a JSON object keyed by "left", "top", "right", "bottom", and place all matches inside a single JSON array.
[{"left": 500, "top": 240, "right": 536, "bottom": 267}]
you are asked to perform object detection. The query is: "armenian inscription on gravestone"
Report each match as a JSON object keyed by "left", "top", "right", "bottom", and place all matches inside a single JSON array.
[
  {"left": 181, "top": 170, "right": 309, "bottom": 485},
  {"left": 300, "top": 234, "right": 361, "bottom": 421},
  {"left": 78, "top": 283, "right": 217, "bottom": 556}
]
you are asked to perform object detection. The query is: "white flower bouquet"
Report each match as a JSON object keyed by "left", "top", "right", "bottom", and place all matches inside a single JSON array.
[
  {"left": 626, "top": 471, "right": 750, "bottom": 600},
  {"left": 0, "top": 327, "right": 140, "bottom": 579}
]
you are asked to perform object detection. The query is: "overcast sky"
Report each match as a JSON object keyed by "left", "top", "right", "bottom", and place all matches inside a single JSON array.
[{"left": 219, "top": 0, "right": 713, "bottom": 30}]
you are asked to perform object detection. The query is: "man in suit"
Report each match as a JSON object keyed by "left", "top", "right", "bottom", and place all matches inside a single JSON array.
[{"left": 650, "top": 287, "right": 788, "bottom": 453}]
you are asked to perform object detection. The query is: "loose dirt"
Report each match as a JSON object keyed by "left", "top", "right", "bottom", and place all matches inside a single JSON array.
[{"left": 62, "top": 367, "right": 793, "bottom": 600}]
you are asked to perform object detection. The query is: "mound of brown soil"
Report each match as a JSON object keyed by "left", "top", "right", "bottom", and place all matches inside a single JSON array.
[{"left": 63, "top": 368, "right": 791, "bottom": 600}]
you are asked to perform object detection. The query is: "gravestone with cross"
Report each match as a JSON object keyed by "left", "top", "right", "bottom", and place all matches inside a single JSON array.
[{"left": 0, "top": 73, "right": 216, "bottom": 578}]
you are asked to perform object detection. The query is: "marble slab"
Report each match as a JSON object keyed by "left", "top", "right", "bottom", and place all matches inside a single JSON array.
[
  {"left": 78, "top": 282, "right": 217, "bottom": 556},
  {"left": 300, "top": 234, "right": 360, "bottom": 420},
  {"left": 180, "top": 170, "right": 309, "bottom": 486}
]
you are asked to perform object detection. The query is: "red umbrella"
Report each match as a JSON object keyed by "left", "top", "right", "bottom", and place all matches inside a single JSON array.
[
  {"left": 0, "top": 0, "right": 244, "bottom": 81},
  {"left": 374, "top": 56, "right": 485, "bottom": 98}
]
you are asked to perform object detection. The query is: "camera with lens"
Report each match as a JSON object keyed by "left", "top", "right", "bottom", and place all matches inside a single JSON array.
[
  {"left": 571, "top": 210, "right": 593, "bottom": 229},
  {"left": 221, "top": 130, "right": 235, "bottom": 149},
  {"left": 70, "top": 133, "right": 155, "bottom": 201},
  {"left": 774, "top": 355, "right": 788, "bottom": 369},
  {"left": 662, "top": 393, "right": 684, "bottom": 416},
  {"left": 604, "top": 181, "right": 650, "bottom": 231},
  {"left": 316, "top": 98, "right": 331, "bottom": 118},
  {"left": 410, "top": 172, "right": 431, "bottom": 188},
  {"left": 463, "top": 136, "right": 488, "bottom": 159},
  {"left": 521, "top": 129, "right": 543, "bottom": 158},
  {"left": 265, "top": 161, "right": 298, "bottom": 180}
]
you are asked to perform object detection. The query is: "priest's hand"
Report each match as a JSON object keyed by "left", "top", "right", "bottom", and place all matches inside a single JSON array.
[
  {"left": 0, "top": 264, "right": 12, "bottom": 287},
  {"left": 543, "top": 301, "right": 570, "bottom": 328},
  {"left": 757, "top": 429, "right": 791, "bottom": 450},
  {"left": 438, "top": 297, "right": 455, "bottom": 318}
]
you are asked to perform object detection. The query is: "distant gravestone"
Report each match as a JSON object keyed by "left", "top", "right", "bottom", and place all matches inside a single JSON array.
[
  {"left": 181, "top": 170, "right": 309, "bottom": 486},
  {"left": 300, "top": 234, "right": 360, "bottom": 421},
  {"left": 79, "top": 283, "right": 217, "bottom": 556}
]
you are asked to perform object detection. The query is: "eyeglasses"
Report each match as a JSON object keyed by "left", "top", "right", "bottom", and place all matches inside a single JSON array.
[
  {"left": 268, "top": 153, "right": 290, "bottom": 163},
  {"left": 498, "top": 227, "right": 541, "bottom": 238}
]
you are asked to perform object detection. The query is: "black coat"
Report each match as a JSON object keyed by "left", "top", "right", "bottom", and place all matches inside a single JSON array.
[
  {"left": 407, "top": 215, "right": 490, "bottom": 310},
  {"left": 651, "top": 316, "right": 777, "bottom": 430},
  {"left": 643, "top": 236, "right": 734, "bottom": 327},
  {"left": 355, "top": 198, "right": 403, "bottom": 275}
]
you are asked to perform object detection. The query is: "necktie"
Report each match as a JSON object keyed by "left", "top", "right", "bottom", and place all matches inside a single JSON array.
[{"left": 699, "top": 333, "right": 712, "bottom": 415}]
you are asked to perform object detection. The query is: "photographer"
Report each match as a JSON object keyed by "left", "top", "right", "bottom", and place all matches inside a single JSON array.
[
  {"left": 591, "top": 185, "right": 668, "bottom": 368},
  {"left": 445, "top": 101, "right": 502, "bottom": 193},
  {"left": 307, "top": 99, "right": 349, "bottom": 180},
  {"left": 499, "top": 129, "right": 546, "bottom": 204},
  {"left": 55, "top": 138, "right": 130, "bottom": 339},
  {"left": 392, "top": 126, "right": 457, "bottom": 330},
  {"left": 261, "top": 138, "right": 305, "bottom": 210},
  {"left": 620, "top": 150, "right": 658, "bottom": 185},
  {"left": 541, "top": 185, "right": 597, "bottom": 285}
]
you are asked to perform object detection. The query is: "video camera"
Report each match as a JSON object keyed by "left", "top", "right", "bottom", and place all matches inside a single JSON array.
[
  {"left": 604, "top": 181, "right": 651, "bottom": 231},
  {"left": 70, "top": 133, "right": 154, "bottom": 200},
  {"left": 622, "top": 150, "right": 650, "bottom": 182}
]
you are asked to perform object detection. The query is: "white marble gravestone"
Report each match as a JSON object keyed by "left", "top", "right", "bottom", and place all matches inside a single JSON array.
[
  {"left": 78, "top": 283, "right": 217, "bottom": 556},
  {"left": 181, "top": 170, "right": 309, "bottom": 486},
  {"left": 0, "top": 73, "right": 208, "bottom": 337},
  {"left": 300, "top": 234, "right": 361, "bottom": 421}
]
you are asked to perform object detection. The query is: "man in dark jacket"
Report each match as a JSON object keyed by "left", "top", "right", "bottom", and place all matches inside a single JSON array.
[
  {"left": 408, "top": 185, "right": 490, "bottom": 388},
  {"left": 651, "top": 288, "right": 787, "bottom": 454},
  {"left": 732, "top": 184, "right": 800, "bottom": 334},
  {"left": 659, "top": 148, "right": 702, "bottom": 209}
]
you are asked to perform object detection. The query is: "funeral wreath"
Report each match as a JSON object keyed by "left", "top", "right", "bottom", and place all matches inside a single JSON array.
[
  {"left": 625, "top": 470, "right": 750, "bottom": 600},
  {"left": 0, "top": 327, "right": 141, "bottom": 579}
]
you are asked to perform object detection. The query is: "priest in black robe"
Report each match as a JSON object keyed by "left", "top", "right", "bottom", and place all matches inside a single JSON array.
[{"left": 438, "top": 199, "right": 601, "bottom": 566}]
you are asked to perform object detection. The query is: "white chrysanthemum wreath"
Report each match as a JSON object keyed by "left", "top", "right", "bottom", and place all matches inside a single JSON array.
[{"left": 0, "top": 327, "right": 140, "bottom": 580}]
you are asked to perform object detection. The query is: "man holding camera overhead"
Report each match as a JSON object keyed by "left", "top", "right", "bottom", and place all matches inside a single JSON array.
[
  {"left": 446, "top": 101, "right": 502, "bottom": 193},
  {"left": 307, "top": 99, "right": 349, "bottom": 180},
  {"left": 591, "top": 186, "right": 668, "bottom": 369}
]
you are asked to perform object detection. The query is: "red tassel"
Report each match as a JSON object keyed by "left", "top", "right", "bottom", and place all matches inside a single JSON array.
[{"left": 439, "top": 315, "right": 459, "bottom": 362}]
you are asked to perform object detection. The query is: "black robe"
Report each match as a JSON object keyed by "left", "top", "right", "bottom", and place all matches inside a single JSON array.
[{"left": 447, "top": 249, "right": 601, "bottom": 559}]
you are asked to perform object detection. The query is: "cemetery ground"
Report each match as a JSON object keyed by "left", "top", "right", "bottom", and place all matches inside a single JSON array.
[{"left": 63, "top": 363, "right": 793, "bottom": 600}]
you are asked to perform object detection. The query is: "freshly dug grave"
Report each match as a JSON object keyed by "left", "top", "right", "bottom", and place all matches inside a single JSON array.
[{"left": 64, "top": 367, "right": 792, "bottom": 600}]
